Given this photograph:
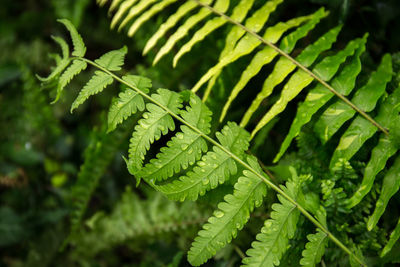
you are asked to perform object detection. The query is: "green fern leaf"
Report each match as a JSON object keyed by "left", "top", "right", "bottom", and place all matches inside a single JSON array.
[
  {"left": 251, "top": 33, "right": 369, "bottom": 138},
  {"left": 153, "top": 0, "right": 226, "bottom": 65},
  {"left": 381, "top": 218, "right": 400, "bottom": 257},
  {"left": 68, "top": 120, "right": 132, "bottom": 243},
  {"left": 118, "top": 0, "right": 158, "bottom": 30},
  {"left": 155, "top": 122, "right": 250, "bottom": 201},
  {"left": 347, "top": 87, "right": 400, "bottom": 208},
  {"left": 173, "top": 0, "right": 236, "bottom": 67},
  {"left": 219, "top": 0, "right": 283, "bottom": 59},
  {"left": 138, "top": 93, "right": 212, "bottom": 182},
  {"left": 367, "top": 156, "right": 400, "bottom": 230},
  {"left": 107, "top": 75, "right": 151, "bottom": 132},
  {"left": 127, "top": 89, "right": 182, "bottom": 178},
  {"left": 94, "top": 46, "right": 127, "bottom": 71},
  {"left": 142, "top": 0, "right": 201, "bottom": 55},
  {"left": 36, "top": 36, "right": 70, "bottom": 82},
  {"left": 51, "top": 35, "right": 70, "bottom": 60},
  {"left": 192, "top": 14, "right": 312, "bottom": 93},
  {"left": 220, "top": 8, "right": 328, "bottom": 122},
  {"left": 126, "top": 0, "right": 177, "bottom": 37},
  {"left": 274, "top": 36, "right": 366, "bottom": 162},
  {"left": 53, "top": 59, "right": 87, "bottom": 103},
  {"left": 57, "top": 19, "right": 86, "bottom": 57},
  {"left": 110, "top": 0, "right": 139, "bottom": 29},
  {"left": 300, "top": 229, "right": 328, "bottom": 267},
  {"left": 241, "top": 25, "right": 342, "bottom": 128},
  {"left": 71, "top": 71, "right": 114, "bottom": 112},
  {"left": 188, "top": 156, "right": 267, "bottom": 266},
  {"left": 242, "top": 178, "right": 301, "bottom": 267},
  {"left": 314, "top": 54, "right": 392, "bottom": 143}
]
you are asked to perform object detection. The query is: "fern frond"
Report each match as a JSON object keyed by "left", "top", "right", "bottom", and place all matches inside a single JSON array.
[
  {"left": 192, "top": 13, "right": 312, "bottom": 93},
  {"left": 127, "top": 89, "right": 183, "bottom": 179},
  {"left": 155, "top": 121, "right": 250, "bottom": 201},
  {"left": 138, "top": 93, "right": 212, "bottom": 182},
  {"left": 107, "top": 75, "right": 151, "bottom": 132},
  {"left": 173, "top": 0, "right": 255, "bottom": 67},
  {"left": 68, "top": 120, "right": 132, "bottom": 242},
  {"left": 57, "top": 19, "right": 86, "bottom": 57},
  {"left": 274, "top": 37, "right": 366, "bottom": 162},
  {"left": 314, "top": 54, "right": 392, "bottom": 144},
  {"left": 251, "top": 34, "right": 369, "bottom": 138},
  {"left": 347, "top": 87, "right": 400, "bottom": 208},
  {"left": 188, "top": 156, "right": 267, "bottom": 266},
  {"left": 44, "top": 19, "right": 368, "bottom": 266},
  {"left": 240, "top": 24, "right": 342, "bottom": 128},
  {"left": 242, "top": 175, "right": 302, "bottom": 267},
  {"left": 300, "top": 229, "right": 328, "bottom": 267},
  {"left": 51, "top": 35, "right": 70, "bottom": 60},
  {"left": 71, "top": 70, "right": 114, "bottom": 112},
  {"left": 220, "top": 8, "right": 328, "bottom": 122}
]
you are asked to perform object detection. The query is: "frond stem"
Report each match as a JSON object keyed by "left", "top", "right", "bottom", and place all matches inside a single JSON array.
[
  {"left": 75, "top": 57, "right": 366, "bottom": 267},
  {"left": 190, "top": 0, "right": 388, "bottom": 136}
]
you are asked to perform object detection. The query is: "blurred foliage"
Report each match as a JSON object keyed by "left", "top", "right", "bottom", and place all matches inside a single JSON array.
[{"left": 1, "top": 0, "right": 400, "bottom": 266}]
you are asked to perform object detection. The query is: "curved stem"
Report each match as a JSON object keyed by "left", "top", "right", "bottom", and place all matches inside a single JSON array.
[
  {"left": 190, "top": 0, "right": 388, "bottom": 136},
  {"left": 76, "top": 57, "right": 366, "bottom": 266}
]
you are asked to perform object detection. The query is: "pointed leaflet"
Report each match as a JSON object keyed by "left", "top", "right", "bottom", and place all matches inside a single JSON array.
[
  {"left": 153, "top": 0, "right": 227, "bottom": 65},
  {"left": 155, "top": 122, "right": 250, "bottom": 201},
  {"left": 95, "top": 46, "right": 127, "bottom": 71},
  {"left": 71, "top": 71, "right": 114, "bottom": 112},
  {"left": 188, "top": 156, "right": 267, "bottom": 266},
  {"left": 58, "top": 19, "right": 86, "bottom": 57},
  {"left": 107, "top": 75, "right": 152, "bottom": 132},
  {"left": 192, "top": 14, "right": 312, "bottom": 93},
  {"left": 367, "top": 156, "right": 400, "bottom": 231},
  {"left": 220, "top": 8, "right": 328, "bottom": 122},
  {"left": 126, "top": 0, "right": 178, "bottom": 37},
  {"left": 138, "top": 93, "right": 212, "bottom": 182},
  {"left": 251, "top": 33, "right": 367, "bottom": 139},
  {"left": 381, "top": 218, "right": 400, "bottom": 257},
  {"left": 219, "top": 0, "right": 283, "bottom": 59},
  {"left": 110, "top": 0, "right": 139, "bottom": 29},
  {"left": 274, "top": 36, "right": 366, "bottom": 162},
  {"left": 37, "top": 37, "right": 71, "bottom": 82},
  {"left": 300, "top": 229, "right": 328, "bottom": 267},
  {"left": 330, "top": 80, "right": 397, "bottom": 169},
  {"left": 53, "top": 59, "right": 87, "bottom": 103},
  {"left": 174, "top": 0, "right": 252, "bottom": 67},
  {"left": 241, "top": 25, "right": 342, "bottom": 128},
  {"left": 51, "top": 36, "right": 69, "bottom": 60},
  {"left": 117, "top": 0, "right": 157, "bottom": 30},
  {"left": 127, "top": 89, "right": 182, "bottom": 177},
  {"left": 314, "top": 54, "right": 392, "bottom": 143},
  {"left": 201, "top": 0, "right": 279, "bottom": 95},
  {"left": 347, "top": 87, "right": 400, "bottom": 208},
  {"left": 242, "top": 177, "right": 301, "bottom": 267},
  {"left": 143, "top": 0, "right": 204, "bottom": 55}
]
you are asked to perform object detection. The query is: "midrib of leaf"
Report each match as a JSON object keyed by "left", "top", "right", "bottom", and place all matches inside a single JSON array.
[
  {"left": 74, "top": 56, "right": 366, "bottom": 267},
  {"left": 189, "top": 0, "right": 388, "bottom": 136}
]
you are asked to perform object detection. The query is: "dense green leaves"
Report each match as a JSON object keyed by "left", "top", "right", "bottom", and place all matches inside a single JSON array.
[{"left": 300, "top": 229, "right": 328, "bottom": 267}]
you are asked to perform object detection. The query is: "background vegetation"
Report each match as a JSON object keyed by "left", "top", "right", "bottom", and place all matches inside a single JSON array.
[{"left": 1, "top": 0, "right": 400, "bottom": 266}]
